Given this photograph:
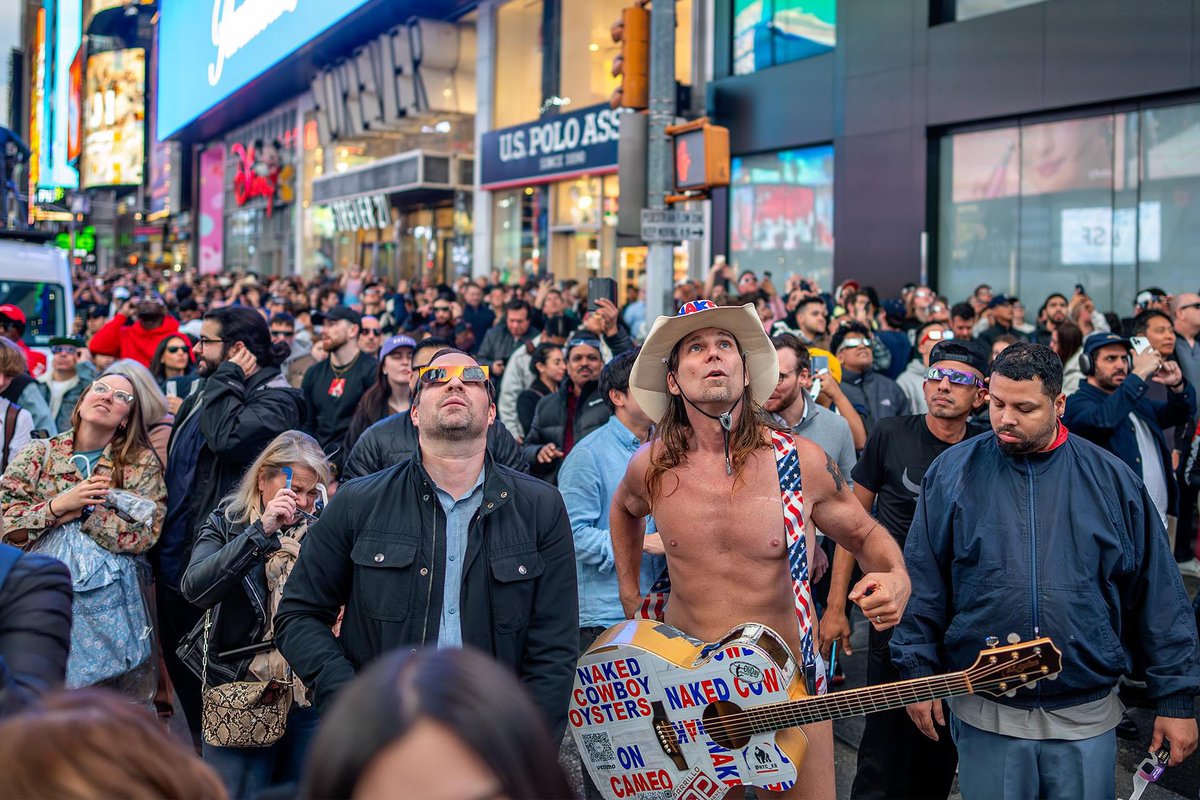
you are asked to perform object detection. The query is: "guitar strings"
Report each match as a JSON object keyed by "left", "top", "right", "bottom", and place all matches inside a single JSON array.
[{"left": 694, "top": 655, "right": 1049, "bottom": 741}]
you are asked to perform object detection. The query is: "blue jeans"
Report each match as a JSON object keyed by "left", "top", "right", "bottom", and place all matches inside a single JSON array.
[
  {"left": 949, "top": 713, "right": 1116, "bottom": 800},
  {"left": 203, "top": 703, "right": 320, "bottom": 800}
]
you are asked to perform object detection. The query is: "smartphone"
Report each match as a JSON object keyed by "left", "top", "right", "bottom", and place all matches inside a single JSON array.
[
  {"left": 811, "top": 355, "right": 830, "bottom": 375},
  {"left": 282, "top": 466, "right": 294, "bottom": 489},
  {"left": 1075, "top": 283, "right": 1086, "bottom": 295},
  {"left": 165, "top": 380, "right": 178, "bottom": 398},
  {"left": 1131, "top": 336, "right": 1152, "bottom": 355},
  {"left": 588, "top": 277, "right": 617, "bottom": 312}
]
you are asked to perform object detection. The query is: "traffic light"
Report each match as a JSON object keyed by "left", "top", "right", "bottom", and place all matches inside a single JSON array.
[
  {"left": 667, "top": 118, "right": 730, "bottom": 194},
  {"left": 610, "top": 3, "right": 649, "bottom": 109}
]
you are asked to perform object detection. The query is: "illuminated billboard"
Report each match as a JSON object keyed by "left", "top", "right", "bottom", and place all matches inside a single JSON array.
[
  {"left": 49, "top": 0, "right": 81, "bottom": 188},
  {"left": 68, "top": 48, "right": 82, "bottom": 163},
  {"left": 157, "top": 0, "right": 372, "bottom": 139},
  {"left": 82, "top": 48, "right": 146, "bottom": 188}
]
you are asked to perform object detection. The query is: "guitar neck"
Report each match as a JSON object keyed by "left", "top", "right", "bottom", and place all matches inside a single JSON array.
[{"left": 747, "top": 672, "right": 972, "bottom": 733}]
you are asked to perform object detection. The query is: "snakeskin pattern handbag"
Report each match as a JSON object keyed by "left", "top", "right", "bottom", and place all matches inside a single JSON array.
[{"left": 199, "top": 610, "right": 292, "bottom": 748}]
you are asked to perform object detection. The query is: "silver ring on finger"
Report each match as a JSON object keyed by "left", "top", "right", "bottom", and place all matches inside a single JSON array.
[{"left": 875, "top": 615, "right": 883, "bottom": 624}]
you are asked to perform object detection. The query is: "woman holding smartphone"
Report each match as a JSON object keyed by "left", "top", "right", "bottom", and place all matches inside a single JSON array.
[
  {"left": 179, "top": 431, "right": 331, "bottom": 800},
  {"left": 149, "top": 334, "right": 197, "bottom": 415}
]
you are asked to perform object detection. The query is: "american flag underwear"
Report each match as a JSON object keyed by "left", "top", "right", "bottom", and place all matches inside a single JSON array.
[{"left": 636, "top": 430, "right": 827, "bottom": 696}]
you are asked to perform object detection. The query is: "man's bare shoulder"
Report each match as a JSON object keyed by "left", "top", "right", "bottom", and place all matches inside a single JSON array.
[
  {"left": 791, "top": 433, "right": 849, "bottom": 500},
  {"left": 621, "top": 440, "right": 655, "bottom": 495}
]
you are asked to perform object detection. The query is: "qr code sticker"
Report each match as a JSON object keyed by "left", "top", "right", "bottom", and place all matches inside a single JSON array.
[{"left": 581, "top": 732, "right": 617, "bottom": 771}]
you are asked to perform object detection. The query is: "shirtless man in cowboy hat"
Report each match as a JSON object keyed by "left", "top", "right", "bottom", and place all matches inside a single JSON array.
[{"left": 611, "top": 300, "right": 911, "bottom": 800}]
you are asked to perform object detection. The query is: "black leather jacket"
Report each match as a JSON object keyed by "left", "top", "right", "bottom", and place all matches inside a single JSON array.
[
  {"left": 521, "top": 379, "right": 612, "bottom": 484},
  {"left": 275, "top": 451, "right": 579, "bottom": 739},
  {"left": 178, "top": 510, "right": 285, "bottom": 686},
  {"left": 341, "top": 409, "right": 527, "bottom": 481}
]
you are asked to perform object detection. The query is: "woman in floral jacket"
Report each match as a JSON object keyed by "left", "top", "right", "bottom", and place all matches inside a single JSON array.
[{"left": 0, "top": 371, "right": 166, "bottom": 553}]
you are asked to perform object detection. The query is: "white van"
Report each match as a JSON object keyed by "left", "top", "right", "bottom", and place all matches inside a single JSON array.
[{"left": 0, "top": 232, "right": 75, "bottom": 365}]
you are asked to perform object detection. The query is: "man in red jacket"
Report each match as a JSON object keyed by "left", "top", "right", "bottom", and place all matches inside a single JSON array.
[
  {"left": 88, "top": 299, "right": 180, "bottom": 368},
  {"left": 0, "top": 305, "right": 47, "bottom": 378}
]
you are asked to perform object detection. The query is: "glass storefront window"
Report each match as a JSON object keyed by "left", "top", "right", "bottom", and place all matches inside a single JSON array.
[
  {"left": 938, "top": 104, "right": 1199, "bottom": 312},
  {"left": 560, "top": 0, "right": 692, "bottom": 108},
  {"left": 733, "top": 0, "right": 835, "bottom": 76},
  {"left": 728, "top": 144, "right": 835, "bottom": 288},
  {"left": 494, "top": 0, "right": 543, "bottom": 129},
  {"left": 493, "top": 185, "right": 548, "bottom": 279}
]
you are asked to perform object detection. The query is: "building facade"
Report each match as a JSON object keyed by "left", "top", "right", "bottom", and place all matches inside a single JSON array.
[{"left": 708, "top": 0, "right": 1200, "bottom": 312}]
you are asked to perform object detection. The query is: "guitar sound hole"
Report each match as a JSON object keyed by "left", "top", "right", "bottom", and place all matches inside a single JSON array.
[{"left": 702, "top": 700, "right": 751, "bottom": 750}]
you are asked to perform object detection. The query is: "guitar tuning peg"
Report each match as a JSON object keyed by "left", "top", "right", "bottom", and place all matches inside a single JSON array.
[
  {"left": 1006, "top": 633, "right": 1021, "bottom": 644},
  {"left": 1005, "top": 689, "right": 1018, "bottom": 698},
  {"left": 985, "top": 636, "right": 999, "bottom": 648},
  {"left": 1046, "top": 671, "right": 1060, "bottom": 681}
]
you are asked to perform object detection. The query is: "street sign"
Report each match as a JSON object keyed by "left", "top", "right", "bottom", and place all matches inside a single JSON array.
[{"left": 640, "top": 208, "right": 705, "bottom": 241}]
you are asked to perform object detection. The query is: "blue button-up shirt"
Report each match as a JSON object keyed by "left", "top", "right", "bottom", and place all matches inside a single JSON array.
[
  {"left": 558, "top": 415, "right": 664, "bottom": 628},
  {"left": 434, "top": 467, "right": 486, "bottom": 647}
]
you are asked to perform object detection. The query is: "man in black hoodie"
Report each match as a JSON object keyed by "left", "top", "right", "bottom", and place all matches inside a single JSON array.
[{"left": 157, "top": 305, "right": 306, "bottom": 743}]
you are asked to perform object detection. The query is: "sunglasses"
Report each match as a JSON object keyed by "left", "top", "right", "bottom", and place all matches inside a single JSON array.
[
  {"left": 51, "top": 345, "right": 78, "bottom": 354},
  {"left": 924, "top": 366, "right": 984, "bottom": 388},
  {"left": 920, "top": 330, "right": 954, "bottom": 345},
  {"left": 165, "top": 345, "right": 189, "bottom": 354},
  {"left": 1181, "top": 302, "right": 1200, "bottom": 312},
  {"left": 837, "top": 337, "right": 873, "bottom": 351},
  {"left": 92, "top": 381, "right": 135, "bottom": 405},
  {"left": 360, "top": 328, "right": 382, "bottom": 336},
  {"left": 418, "top": 364, "right": 490, "bottom": 385},
  {"left": 271, "top": 329, "right": 295, "bottom": 338}
]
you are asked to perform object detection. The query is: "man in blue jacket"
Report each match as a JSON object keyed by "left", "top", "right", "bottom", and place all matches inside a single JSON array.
[
  {"left": 1064, "top": 331, "right": 1195, "bottom": 526},
  {"left": 893, "top": 342, "right": 1200, "bottom": 800}
]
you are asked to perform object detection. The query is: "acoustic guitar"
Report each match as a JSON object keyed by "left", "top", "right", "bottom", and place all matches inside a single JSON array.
[{"left": 570, "top": 619, "right": 1061, "bottom": 800}]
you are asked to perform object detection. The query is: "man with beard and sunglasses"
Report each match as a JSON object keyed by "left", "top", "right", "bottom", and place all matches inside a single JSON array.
[
  {"left": 157, "top": 305, "right": 305, "bottom": 745},
  {"left": 277, "top": 350, "right": 578, "bottom": 738},
  {"left": 821, "top": 339, "right": 990, "bottom": 800},
  {"left": 893, "top": 342, "right": 1200, "bottom": 800},
  {"left": 611, "top": 301, "right": 910, "bottom": 800}
]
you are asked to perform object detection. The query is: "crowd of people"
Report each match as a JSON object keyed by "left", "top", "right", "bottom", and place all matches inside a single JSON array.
[{"left": 0, "top": 260, "right": 1196, "bottom": 799}]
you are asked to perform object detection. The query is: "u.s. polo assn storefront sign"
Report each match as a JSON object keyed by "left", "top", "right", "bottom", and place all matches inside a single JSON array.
[{"left": 480, "top": 104, "right": 628, "bottom": 191}]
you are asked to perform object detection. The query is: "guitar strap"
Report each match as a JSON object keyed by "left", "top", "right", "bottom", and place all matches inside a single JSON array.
[{"left": 635, "top": 430, "right": 826, "bottom": 696}]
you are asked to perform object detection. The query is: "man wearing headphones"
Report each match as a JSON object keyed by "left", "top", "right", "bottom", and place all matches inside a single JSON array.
[{"left": 1064, "top": 331, "right": 1195, "bottom": 527}]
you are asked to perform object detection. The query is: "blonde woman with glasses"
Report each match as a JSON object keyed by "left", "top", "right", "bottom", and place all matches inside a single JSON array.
[{"left": 180, "top": 430, "right": 331, "bottom": 800}]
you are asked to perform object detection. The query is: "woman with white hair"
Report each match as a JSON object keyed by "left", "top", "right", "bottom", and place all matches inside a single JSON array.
[{"left": 179, "top": 430, "right": 332, "bottom": 800}]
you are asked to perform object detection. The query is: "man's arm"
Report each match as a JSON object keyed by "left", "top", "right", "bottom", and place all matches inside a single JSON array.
[
  {"left": 200, "top": 362, "right": 305, "bottom": 464},
  {"left": 1063, "top": 377, "right": 1147, "bottom": 434},
  {"left": 497, "top": 351, "right": 529, "bottom": 436},
  {"left": 818, "top": 484, "right": 876, "bottom": 658},
  {"left": 487, "top": 418, "right": 529, "bottom": 472},
  {"left": 0, "top": 553, "right": 72, "bottom": 717},
  {"left": 819, "top": 378, "right": 868, "bottom": 448},
  {"left": 1123, "top": 480, "right": 1200, "bottom": 765},
  {"left": 520, "top": 491, "right": 580, "bottom": 742},
  {"left": 274, "top": 491, "right": 358, "bottom": 712},
  {"left": 611, "top": 446, "right": 653, "bottom": 617},
  {"left": 803, "top": 438, "right": 909, "bottom": 627},
  {"left": 559, "top": 448, "right": 616, "bottom": 572}
]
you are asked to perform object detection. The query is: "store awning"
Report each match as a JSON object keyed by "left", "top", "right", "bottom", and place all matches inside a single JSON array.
[{"left": 311, "top": 149, "right": 473, "bottom": 206}]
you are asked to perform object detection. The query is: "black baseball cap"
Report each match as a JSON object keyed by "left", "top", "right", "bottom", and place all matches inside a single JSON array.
[
  {"left": 930, "top": 338, "right": 990, "bottom": 377},
  {"left": 325, "top": 305, "right": 363, "bottom": 326},
  {"left": 1082, "top": 331, "right": 1131, "bottom": 358}
]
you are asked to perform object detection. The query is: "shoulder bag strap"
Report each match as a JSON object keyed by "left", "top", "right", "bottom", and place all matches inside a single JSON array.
[{"left": 1, "top": 404, "right": 17, "bottom": 473}]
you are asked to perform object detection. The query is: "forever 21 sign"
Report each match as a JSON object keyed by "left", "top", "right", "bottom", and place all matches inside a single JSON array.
[{"left": 480, "top": 103, "right": 626, "bottom": 190}]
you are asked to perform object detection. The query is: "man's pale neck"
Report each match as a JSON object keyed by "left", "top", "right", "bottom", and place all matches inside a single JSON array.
[
  {"left": 777, "top": 391, "right": 808, "bottom": 428},
  {"left": 332, "top": 342, "right": 359, "bottom": 366},
  {"left": 421, "top": 440, "right": 486, "bottom": 498},
  {"left": 684, "top": 402, "right": 744, "bottom": 454},
  {"left": 614, "top": 409, "right": 651, "bottom": 443},
  {"left": 924, "top": 412, "right": 970, "bottom": 445},
  {"left": 52, "top": 368, "right": 76, "bottom": 381}
]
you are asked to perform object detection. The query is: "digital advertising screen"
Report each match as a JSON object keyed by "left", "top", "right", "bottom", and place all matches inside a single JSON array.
[
  {"left": 733, "top": 0, "right": 835, "bottom": 76},
  {"left": 82, "top": 48, "right": 146, "bottom": 188},
  {"left": 68, "top": 48, "right": 83, "bottom": 163},
  {"left": 157, "top": 0, "right": 372, "bottom": 139}
]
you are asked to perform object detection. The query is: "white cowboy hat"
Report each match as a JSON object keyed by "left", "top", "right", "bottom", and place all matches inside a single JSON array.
[{"left": 630, "top": 300, "right": 779, "bottom": 423}]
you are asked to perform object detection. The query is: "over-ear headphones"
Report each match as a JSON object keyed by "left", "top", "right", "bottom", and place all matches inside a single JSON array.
[{"left": 1079, "top": 347, "right": 1130, "bottom": 377}]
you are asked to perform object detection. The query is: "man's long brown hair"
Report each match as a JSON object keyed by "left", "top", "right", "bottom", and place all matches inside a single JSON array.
[{"left": 645, "top": 340, "right": 774, "bottom": 510}]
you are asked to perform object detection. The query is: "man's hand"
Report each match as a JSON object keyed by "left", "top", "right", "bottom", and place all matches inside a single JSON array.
[
  {"left": 818, "top": 606, "right": 852, "bottom": 659},
  {"left": 810, "top": 543, "right": 829, "bottom": 584},
  {"left": 227, "top": 345, "right": 259, "bottom": 378},
  {"left": 491, "top": 359, "right": 505, "bottom": 377},
  {"left": 1151, "top": 716, "right": 1198, "bottom": 767},
  {"left": 535, "top": 443, "right": 564, "bottom": 464},
  {"left": 906, "top": 700, "right": 947, "bottom": 741},
  {"left": 643, "top": 532, "right": 665, "bottom": 556},
  {"left": 1153, "top": 360, "right": 1185, "bottom": 389},
  {"left": 593, "top": 298, "right": 620, "bottom": 335},
  {"left": 1132, "top": 348, "right": 1163, "bottom": 380},
  {"left": 849, "top": 570, "right": 911, "bottom": 630}
]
